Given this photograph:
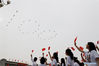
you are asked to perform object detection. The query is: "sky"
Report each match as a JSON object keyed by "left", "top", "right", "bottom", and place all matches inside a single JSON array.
[{"left": 0, "top": 0, "right": 99, "bottom": 65}]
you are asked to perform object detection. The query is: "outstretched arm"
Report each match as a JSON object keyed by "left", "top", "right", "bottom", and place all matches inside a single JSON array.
[
  {"left": 30, "top": 54, "right": 34, "bottom": 62},
  {"left": 48, "top": 51, "right": 52, "bottom": 61},
  {"left": 74, "top": 42, "right": 84, "bottom": 53},
  {"left": 81, "top": 53, "right": 86, "bottom": 62}
]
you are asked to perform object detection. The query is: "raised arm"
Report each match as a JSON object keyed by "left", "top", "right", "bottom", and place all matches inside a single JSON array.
[
  {"left": 30, "top": 54, "right": 34, "bottom": 62},
  {"left": 74, "top": 42, "right": 84, "bottom": 53},
  {"left": 81, "top": 53, "right": 86, "bottom": 62},
  {"left": 48, "top": 51, "right": 53, "bottom": 61},
  {"left": 42, "top": 53, "right": 44, "bottom": 57}
]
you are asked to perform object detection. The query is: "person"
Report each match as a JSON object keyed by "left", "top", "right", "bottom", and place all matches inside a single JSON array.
[
  {"left": 87, "top": 42, "right": 99, "bottom": 66},
  {"left": 30, "top": 54, "right": 38, "bottom": 66},
  {"left": 74, "top": 57, "right": 84, "bottom": 66},
  {"left": 65, "top": 48, "right": 74, "bottom": 66},
  {"left": 74, "top": 41, "right": 90, "bottom": 62},
  {"left": 39, "top": 57, "right": 46, "bottom": 66},
  {"left": 48, "top": 51, "right": 59, "bottom": 66},
  {"left": 60, "top": 58, "right": 66, "bottom": 66}
]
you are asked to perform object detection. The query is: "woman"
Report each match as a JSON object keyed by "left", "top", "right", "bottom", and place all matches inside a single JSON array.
[
  {"left": 48, "top": 51, "right": 59, "bottom": 66},
  {"left": 74, "top": 42, "right": 90, "bottom": 62},
  {"left": 65, "top": 48, "right": 74, "bottom": 66},
  {"left": 87, "top": 42, "right": 99, "bottom": 66}
]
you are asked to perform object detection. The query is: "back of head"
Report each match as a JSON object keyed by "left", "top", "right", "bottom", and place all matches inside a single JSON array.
[
  {"left": 40, "top": 57, "right": 46, "bottom": 64},
  {"left": 53, "top": 52, "right": 59, "bottom": 63},
  {"left": 34, "top": 57, "right": 37, "bottom": 62},
  {"left": 65, "top": 48, "right": 74, "bottom": 60},
  {"left": 61, "top": 58, "right": 65, "bottom": 66},
  {"left": 88, "top": 42, "right": 96, "bottom": 52}
]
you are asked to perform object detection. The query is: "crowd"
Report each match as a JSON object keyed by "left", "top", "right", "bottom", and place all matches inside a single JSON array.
[{"left": 30, "top": 40, "right": 99, "bottom": 66}]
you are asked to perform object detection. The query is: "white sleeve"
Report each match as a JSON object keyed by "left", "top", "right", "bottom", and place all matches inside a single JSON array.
[
  {"left": 52, "top": 59, "right": 56, "bottom": 65},
  {"left": 66, "top": 56, "right": 71, "bottom": 66},
  {"left": 94, "top": 51, "right": 99, "bottom": 59},
  {"left": 31, "top": 58, "right": 34, "bottom": 62}
]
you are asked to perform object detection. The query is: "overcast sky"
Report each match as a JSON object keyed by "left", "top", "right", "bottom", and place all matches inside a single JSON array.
[{"left": 0, "top": 0, "right": 99, "bottom": 64}]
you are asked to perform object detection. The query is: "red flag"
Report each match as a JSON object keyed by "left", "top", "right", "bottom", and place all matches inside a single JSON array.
[
  {"left": 32, "top": 50, "right": 34, "bottom": 53},
  {"left": 46, "top": 54, "right": 48, "bottom": 57},
  {"left": 42, "top": 48, "right": 46, "bottom": 51},
  {"left": 79, "top": 46, "right": 84, "bottom": 51},
  {"left": 83, "top": 53, "right": 85, "bottom": 56},
  {"left": 97, "top": 41, "right": 99, "bottom": 44},
  {"left": 74, "top": 37, "right": 77, "bottom": 43},
  {"left": 48, "top": 46, "right": 50, "bottom": 50},
  {"left": 71, "top": 47, "right": 75, "bottom": 51}
]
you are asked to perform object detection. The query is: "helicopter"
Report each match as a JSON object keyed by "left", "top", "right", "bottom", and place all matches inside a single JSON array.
[{"left": 0, "top": 0, "right": 11, "bottom": 8}]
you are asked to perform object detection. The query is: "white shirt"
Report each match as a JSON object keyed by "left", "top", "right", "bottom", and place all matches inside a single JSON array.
[
  {"left": 86, "top": 50, "right": 99, "bottom": 66},
  {"left": 74, "top": 62, "right": 79, "bottom": 66},
  {"left": 39, "top": 64, "right": 46, "bottom": 66},
  {"left": 66, "top": 56, "right": 74, "bottom": 66},
  {"left": 89, "top": 50, "right": 99, "bottom": 62},
  {"left": 31, "top": 58, "right": 38, "bottom": 66},
  {"left": 51, "top": 59, "right": 57, "bottom": 66}
]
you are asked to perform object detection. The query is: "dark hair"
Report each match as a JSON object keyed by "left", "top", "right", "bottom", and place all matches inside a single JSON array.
[
  {"left": 74, "top": 57, "right": 84, "bottom": 66},
  {"left": 34, "top": 57, "right": 37, "bottom": 62},
  {"left": 65, "top": 48, "right": 74, "bottom": 60},
  {"left": 60, "top": 58, "right": 66, "bottom": 66},
  {"left": 40, "top": 57, "right": 46, "bottom": 64},
  {"left": 53, "top": 52, "right": 59, "bottom": 63},
  {"left": 88, "top": 42, "right": 96, "bottom": 52}
]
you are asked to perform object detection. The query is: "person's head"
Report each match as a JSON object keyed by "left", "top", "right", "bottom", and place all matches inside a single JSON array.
[
  {"left": 65, "top": 48, "right": 74, "bottom": 60},
  {"left": 40, "top": 57, "right": 46, "bottom": 64},
  {"left": 53, "top": 52, "right": 59, "bottom": 63},
  {"left": 34, "top": 57, "right": 37, "bottom": 62},
  {"left": 61, "top": 58, "right": 65, "bottom": 66},
  {"left": 87, "top": 42, "right": 96, "bottom": 52},
  {"left": 61, "top": 58, "right": 65, "bottom": 63}
]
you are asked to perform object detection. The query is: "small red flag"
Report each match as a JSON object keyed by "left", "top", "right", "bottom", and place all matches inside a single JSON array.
[
  {"left": 97, "top": 41, "right": 99, "bottom": 44},
  {"left": 32, "top": 50, "right": 34, "bottom": 53},
  {"left": 83, "top": 53, "right": 85, "bottom": 56},
  {"left": 79, "top": 46, "right": 84, "bottom": 51},
  {"left": 48, "top": 46, "right": 50, "bottom": 50},
  {"left": 42, "top": 48, "right": 46, "bottom": 51},
  {"left": 74, "top": 37, "right": 77, "bottom": 43},
  {"left": 71, "top": 47, "right": 75, "bottom": 51},
  {"left": 46, "top": 54, "right": 48, "bottom": 57}
]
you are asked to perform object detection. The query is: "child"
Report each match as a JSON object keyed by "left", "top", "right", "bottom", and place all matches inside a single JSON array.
[
  {"left": 48, "top": 51, "right": 59, "bottom": 66},
  {"left": 31, "top": 54, "right": 38, "bottom": 66},
  {"left": 39, "top": 57, "right": 46, "bottom": 66}
]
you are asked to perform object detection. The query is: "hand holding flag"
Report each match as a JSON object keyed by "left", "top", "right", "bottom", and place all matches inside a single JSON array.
[
  {"left": 32, "top": 50, "right": 34, "bottom": 53},
  {"left": 97, "top": 40, "right": 99, "bottom": 44},
  {"left": 79, "top": 46, "right": 84, "bottom": 51},
  {"left": 48, "top": 46, "right": 50, "bottom": 50},
  {"left": 74, "top": 37, "right": 77, "bottom": 43}
]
